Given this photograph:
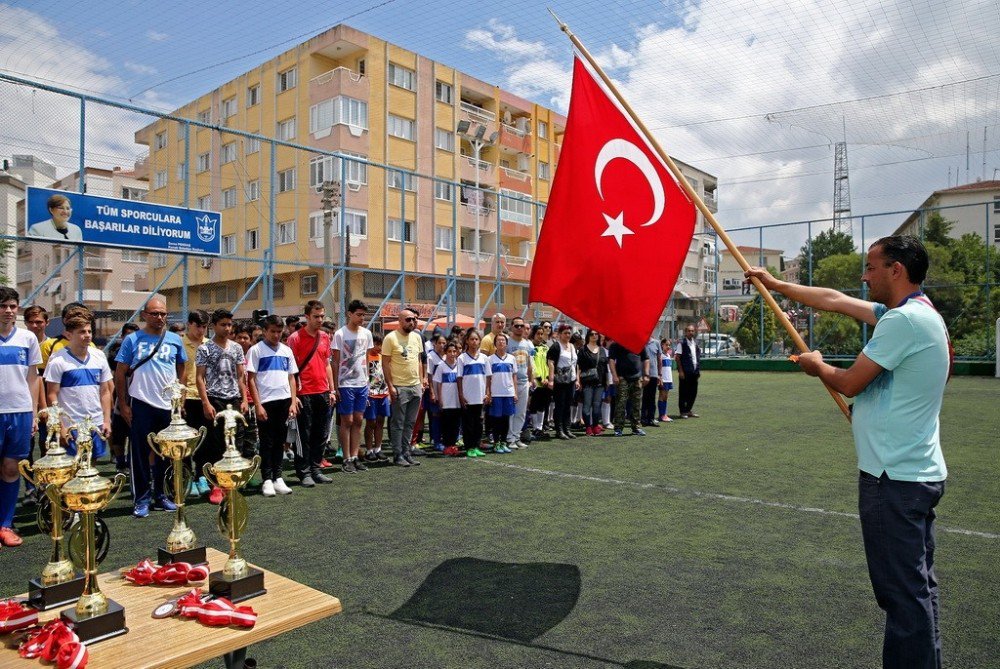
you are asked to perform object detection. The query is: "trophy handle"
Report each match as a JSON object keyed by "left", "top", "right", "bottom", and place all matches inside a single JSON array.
[
  {"left": 106, "top": 473, "right": 128, "bottom": 506},
  {"left": 202, "top": 463, "right": 218, "bottom": 489},
  {"left": 246, "top": 455, "right": 261, "bottom": 484},
  {"left": 17, "top": 459, "right": 34, "bottom": 486},
  {"left": 192, "top": 425, "right": 208, "bottom": 457},
  {"left": 147, "top": 433, "right": 163, "bottom": 459}
]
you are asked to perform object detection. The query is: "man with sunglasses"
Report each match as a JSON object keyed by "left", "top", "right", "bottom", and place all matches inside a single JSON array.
[
  {"left": 114, "top": 298, "right": 187, "bottom": 518},
  {"left": 507, "top": 317, "right": 535, "bottom": 448},
  {"left": 382, "top": 308, "right": 425, "bottom": 466}
]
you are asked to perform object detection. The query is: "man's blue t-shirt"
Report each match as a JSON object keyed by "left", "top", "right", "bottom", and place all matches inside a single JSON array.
[
  {"left": 115, "top": 330, "right": 187, "bottom": 410},
  {"left": 852, "top": 300, "right": 949, "bottom": 482}
]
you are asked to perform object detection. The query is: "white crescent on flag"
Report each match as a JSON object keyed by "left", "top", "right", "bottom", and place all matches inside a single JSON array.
[{"left": 594, "top": 138, "right": 666, "bottom": 228}]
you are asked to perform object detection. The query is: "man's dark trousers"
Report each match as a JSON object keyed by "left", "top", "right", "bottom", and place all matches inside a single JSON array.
[
  {"left": 295, "top": 392, "right": 329, "bottom": 477},
  {"left": 677, "top": 372, "right": 699, "bottom": 414},
  {"left": 859, "top": 471, "right": 944, "bottom": 669}
]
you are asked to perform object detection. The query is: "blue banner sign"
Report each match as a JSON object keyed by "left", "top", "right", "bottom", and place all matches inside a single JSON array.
[{"left": 25, "top": 187, "right": 221, "bottom": 256}]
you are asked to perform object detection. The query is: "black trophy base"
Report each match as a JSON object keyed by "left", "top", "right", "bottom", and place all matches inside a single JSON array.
[
  {"left": 60, "top": 599, "right": 128, "bottom": 644},
  {"left": 157, "top": 545, "right": 207, "bottom": 566},
  {"left": 209, "top": 567, "right": 266, "bottom": 603},
  {"left": 27, "top": 574, "right": 86, "bottom": 611}
]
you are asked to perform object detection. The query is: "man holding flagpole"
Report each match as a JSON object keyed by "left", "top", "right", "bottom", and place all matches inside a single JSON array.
[{"left": 747, "top": 235, "right": 949, "bottom": 669}]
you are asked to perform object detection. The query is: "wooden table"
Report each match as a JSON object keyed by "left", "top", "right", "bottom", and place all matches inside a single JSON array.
[{"left": 1, "top": 548, "right": 341, "bottom": 668}]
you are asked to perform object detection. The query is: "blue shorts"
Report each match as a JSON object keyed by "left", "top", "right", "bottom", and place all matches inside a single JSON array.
[
  {"left": 337, "top": 386, "right": 369, "bottom": 415},
  {"left": 660, "top": 381, "right": 673, "bottom": 390},
  {"left": 603, "top": 385, "right": 617, "bottom": 400},
  {"left": 0, "top": 412, "right": 32, "bottom": 460},
  {"left": 487, "top": 396, "right": 516, "bottom": 417},
  {"left": 68, "top": 430, "right": 109, "bottom": 459},
  {"left": 364, "top": 396, "right": 391, "bottom": 420}
]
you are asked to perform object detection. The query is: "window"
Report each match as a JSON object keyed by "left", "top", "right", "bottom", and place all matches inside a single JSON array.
[
  {"left": 246, "top": 180, "right": 260, "bottom": 202},
  {"left": 434, "top": 181, "right": 454, "bottom": 201},
  {"left": 121, "top": 250, "right": 147, "bottom": 263},
  {"left": 196, "top": 109, "right": 211, "bottom": 124},
  {"left": 357, "top": 58, "right": 366, "bottom": 76},
  {"left": 196, "top": 195, "right": 211, "bottom": 210},
  {"left": 537, "top": 120, "right": 548, "bottom": 139},
  {"left": 220, "top": 142, "right": 237, "bottom": 164},
  {"left": 221, "top": 187, "right": 238, "bottom": 209},
  {"left": 995, "top": 222, "right": 1000, "bottom": 244},
  {"left": 522, "top": 286, "right": 530, "bottom": 305},
  {"left": 310, "top": 96, "right": 369, "bottom": 133},
  {"left": 386, "top": 170, "right": 416, "bottom": 191},
  {"left": 214, "top": 285, "right": 230, "bottom": 303},
  {"left": 221, "top": 96, "right": 237, "bottom": 119},
  {"left": 308, "top": 212, "right": 325, "bottom": 240},
  {"left": 703, "top": 266, "right": 717, "bottom": 286},
  {"left": 435, "top": 81, "right": 453, "bottom": 104},
  {"left": 388, "top": 63, "right": 416, "bottom": 91},
  {"left": 455, "top": 280, "right": 474, "bottom": 303},
  {"left": 434, "top": 226, "right": 454, "bottom": 251},
  {"left": 277, "top": 220, "right": 296, "bottom": 244},
  {"left": 495, "top": 286, "right": 505, "bottom": 305},
  {"left": 154, "top": 131, "right": 167, "bottom": 150},
  {"left": 314, "top": 210, "right": 369, "bottom": 238},
  {"left": 363, "top": 272, "right": 393, "bottom": 298},
  {"left": 121, "top": 187, "right": 145, "bottom": 200},
  {"left": 221, "top": 234, "right": 236, "bottom": 255},
  {"left": 247, "top": 84, "right": 260, "bottom": 107},
  {"left": 994, "top": 195, "right": 1000, "bottom": 214},
  {"left": 200, "top": 287, "right": 212, "bottom": 304},
  {"left": 416, "top": 277, "right": 436, "bottom": 301},
  {"left": 277, "top": 168, "right": 295, "bottom": 193},
  {"left": 176, "top": 162, "right": 186, "bottom": 181},
  {"left": 277, "top": 67, "right": 297, "bottom": 93},
  {"left": 388, "top": 219, "right": 414, "bottom": 243},
  {"left": 434, "top": 128, "right": 455, "bottom": 152},
  {"left": 276, "top": 117, "right": 295, "bottom": 141},
  {"left": 197, "top": 152, "right": 210, "bottom": 172},
  {"left": 300, "top": 274, "right": 318, "bottom": 296},
  {"left": 246, "top": 136, "right": 260, "bottom": 154},
  {"left": 245, "top": 228, "right": 259, "bottom": 252},
  {"left": 153, "top": 170, "right": 168, "bottom": 189},
  {"left": 499, "top": 188, "right": 532, "bottom": 225},
  {"left": 309, "top": 153, "right": 367, "bottom": 187},
  {"left": 152, "top": 253, "right": 167, "bottom": 268},
  {"left": 538, "top": 162, "right": 550, "bottom": 180},
  {"left": 247, "top": 284, "right": 260, "bottom": 301},
  {"left": 273, "top": 279, "right": 285, "bottom": 299},
  {"left": 387, "top": 114, "right": 415, "bottom": 140}
]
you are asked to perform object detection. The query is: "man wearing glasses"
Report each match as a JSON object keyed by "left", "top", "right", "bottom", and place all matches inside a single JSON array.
[
  {"left": 114, "top": 298, "right": 187, "bottom": 518},
  {"left": 507, "top": 317, "right": 535, "bottom": 448},
  {"left": 382, "top": 308, "right": 426, "bottom": 466}
]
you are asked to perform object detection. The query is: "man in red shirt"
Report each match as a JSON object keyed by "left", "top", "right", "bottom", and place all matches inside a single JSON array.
[{"left": 286, "top": 301, "right": 335, "bottom": 487}]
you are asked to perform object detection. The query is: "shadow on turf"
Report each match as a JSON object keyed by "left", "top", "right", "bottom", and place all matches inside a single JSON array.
[{"left": 372, "top": 557, "right": 684, "bottom": 669}]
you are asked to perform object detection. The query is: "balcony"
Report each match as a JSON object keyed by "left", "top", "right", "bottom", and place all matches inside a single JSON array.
[
  {"left": 499, "top": 167, "right": 532, "bottom": 194},
  {"left": 460, "top": 154, "right": 494, "bottom": 185},
  {"left": 499, "top": 124, "right": 532, "bottom": 154},
  {"left": 16, "top": 270, "right": 33, "bottom": 285},
  {"left": 501, "top": 255, "right": 532, "bottom": 282},
  {"left": 81, "top": 289, "right": 112, "bottom": 304},
  {"left": 703, "top": 191, "right": 718, "bottom": 212},
  {"left": 83, "top": 256, "right": 113, "bottom": 271},
  {"left": 309, "top": 67, "right": 368, "bottom": 101},
  {"left": 460, "top": 101, "right": 496, "bottom": 123}
]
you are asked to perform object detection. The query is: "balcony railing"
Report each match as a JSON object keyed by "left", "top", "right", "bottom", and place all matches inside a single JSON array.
[
  {"left": 16, "top": 270, "right": 32, "bottom": 284},
  {"left": 703, "top": 192, "right": 718, "bottom": 208},
  {"left": 501, "top": 122, "right": 527, "bottom": 137},
  {"left": 461, "top": 101, "right": 496, "bottom": 123},
  {"left": 463, "top": 155, "right": 491, "bottom": 172},
  {"left": 503, "top": 255, "right": 529, "bottom": 266},
  {"left": 84, "top": 256, "right": 113, "bottom": 271},
  {"left": 501, "top": 167, "right": 530, "bottom": 181},
  {"left": 310, "top": 67, "right": 364, "bottom": 85}
]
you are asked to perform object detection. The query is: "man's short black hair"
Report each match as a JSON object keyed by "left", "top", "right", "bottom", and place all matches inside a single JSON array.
[
  {"left": 871, "top": 235, "right": 929, "bottom": 285},
  {"left": 121, "top": 322, "right": 140, "bottom": 335},
  {"left": 188, "top": 309, "right": 209, "bottom": 326},
  {"left": 262, "top": 314, "right": 284, "bottom": 330},
  {"left": 285, "top": 315, "right": 300, "bottom": 326},
  {"left": 210, "top": 308, "right": 233, "bottom": 324},
  {"left": 347, "top": 299, "right": 367, "bottom": 313},
  {"left": 0, "top": 287, "right": 19, "bottom": 304}
]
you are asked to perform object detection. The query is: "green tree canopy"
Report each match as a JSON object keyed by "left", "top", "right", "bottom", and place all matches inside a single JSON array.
[{"left": 797, "top": 229, "right": 855, "bottom": 281}]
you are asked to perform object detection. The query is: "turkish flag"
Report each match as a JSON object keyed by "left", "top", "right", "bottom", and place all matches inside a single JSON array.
[{"left": 529, "top": 58, "right": 697, "bottom": 353}]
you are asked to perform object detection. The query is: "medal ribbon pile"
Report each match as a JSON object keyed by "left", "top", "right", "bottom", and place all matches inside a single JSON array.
[
  {"left": 0, "top": 600, "right": 38, "bottom": 633},
  {"left": 122, "top": 559, "right": 209, "bottom": 585},
  {"left": 16, "top": 619, "right": 88, "bottom": 669},
  {"left": 175, "top": 589, "right": 257, "bottom": 628}
]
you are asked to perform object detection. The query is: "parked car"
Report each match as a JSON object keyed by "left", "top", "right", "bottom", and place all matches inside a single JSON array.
[{"left": 697, "top": 333, "right": 739, "bottom": 356}]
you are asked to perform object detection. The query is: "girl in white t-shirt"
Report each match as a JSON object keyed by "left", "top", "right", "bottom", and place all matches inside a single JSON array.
[
  {"left": 456, "top": 329, "right": 489, "bottom": 458},
  {"left": 432, "top": 341, "right": 462, "bottom": 455},
  {"left": 486, "top": 333, "right": 517, "bottom": 453},
  {"left": 658, "top": 338, "right": 674, "bottom": 422}
]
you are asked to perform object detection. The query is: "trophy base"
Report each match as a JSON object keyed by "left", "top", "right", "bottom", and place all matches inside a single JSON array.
[
  {"left": 157, "top": 545, "right": 207, "bottom": 566},
  {"left": 209, "top": 567, "right": 266, "bottom": 603},
  {"left": 61, "top": 599, "right": 128, "bottom": 644},
  {"left": 27, "top": 574, "right": 86, "bottom": 611}
]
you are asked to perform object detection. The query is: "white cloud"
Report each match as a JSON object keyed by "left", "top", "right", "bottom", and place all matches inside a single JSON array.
[
  {"left": 124, "top": 61, "right": 158, "bottom": 76},
  {"left": 464, "top": 19, "right": 548, "bottom": 62},
  {"left": 146, "top": 30, "right": 168, "bottom": 42}
]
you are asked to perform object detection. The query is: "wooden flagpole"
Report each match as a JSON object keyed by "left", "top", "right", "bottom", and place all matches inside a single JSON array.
[{"left": 549, "top": 10, "right": 852, "bottom": 421}]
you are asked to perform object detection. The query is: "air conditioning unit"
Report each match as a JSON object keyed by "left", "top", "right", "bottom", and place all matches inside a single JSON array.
[
  {"left": 347, "top": 182, "right": 361, "bottom": 192},
  {"left": 201, "top": 257, "right": 213, "bottom": 269}
]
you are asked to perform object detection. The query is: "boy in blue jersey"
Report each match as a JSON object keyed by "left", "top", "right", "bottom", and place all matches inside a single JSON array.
[
  {"left": 0, "top": 287, "right": 41, "bottom": 548},
  {"left": 747, "top": 236, "right": 950, "bottom": 669},
  {"left": 113, "top": 298, "right": 187, "bottom": 518}
]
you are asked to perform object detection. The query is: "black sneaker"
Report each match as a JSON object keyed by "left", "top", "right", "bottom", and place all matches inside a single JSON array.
[
  {"left": 342, "top": 460, "right": 357, "bottom": 474},
  {"left": 312, "top": 470, "right": 334, "bottom": 483},
  {"left": 404, "top": 454, "right": 421, "bottom": 466},
  {"left": 364, "top": 451, "right": 378, "bottom": 463},
  {"left": 394, "top": 457, "right": 411, "bottom": 467},
  {"left": 376, "top": 451, "right": 390, "bottom": 462},
  {"left": 299, "top": 474, "right": 316, "bottom": 488},
  {"left": 354, "top": 459, "right": 368, "bottom": 471}
]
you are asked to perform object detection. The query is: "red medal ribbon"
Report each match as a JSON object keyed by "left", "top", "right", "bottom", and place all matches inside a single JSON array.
[
  {"left": 0, "top": 599, "right": 39, "bottom": 634},
  {"left": 56, "top": 640, "right": 89, "bottom": 669},
  {"left": 18, "top": 619, "right": 82, "bottom": 664},
  {"left": 173, "top": 589, "right": 257, "bottom": 628},
  {"left": 123, "top": 559, "right": 209, "bottom": 585}
]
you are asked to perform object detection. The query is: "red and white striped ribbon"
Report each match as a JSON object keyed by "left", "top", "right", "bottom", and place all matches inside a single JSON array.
[
  {"left": 123, "top": 559, "right": 209, "bottom": 585},
  {"left": 175, "top": 589, "right": 257, "bottom": 628},
  {"left": 0, "top": 599, "right": 38, "bottom": 633}
]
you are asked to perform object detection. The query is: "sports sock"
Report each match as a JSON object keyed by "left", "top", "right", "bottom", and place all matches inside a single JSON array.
[
  {"left": 0, "top": 478, "right": 20, "bottom": 528},
  {"left": 658, "top": 400, "right": 667, "bottom": 416}
]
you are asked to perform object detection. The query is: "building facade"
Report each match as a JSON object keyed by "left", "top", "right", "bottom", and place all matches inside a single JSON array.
[{"left": 895, "top": 180, "right": 1000, "bottom": 246}]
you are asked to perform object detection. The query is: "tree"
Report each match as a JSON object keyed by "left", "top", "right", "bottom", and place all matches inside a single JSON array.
[
  {"left": 797, "top": 229, "right": 855, "bottom": 282},
  {"left": 922, "top": 211, "right": 954, "bottom": 247},
  {"left": 813, "top": 252, "right": 864, "bottom": 294},
  {"left": 735, "top": 294, "right": 777, "bottom": 355},
  {"left": 813, "top": 312, "right": 861, "bottom": 355}
]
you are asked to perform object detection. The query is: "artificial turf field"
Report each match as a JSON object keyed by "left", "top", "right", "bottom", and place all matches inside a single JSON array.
[{"left": 4, "top": 372, "right": 998, "bottom": 669}]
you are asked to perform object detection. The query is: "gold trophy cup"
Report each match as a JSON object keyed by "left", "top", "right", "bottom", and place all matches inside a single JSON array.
[
  {"left": 59, "top": 418, "right": 128, "bottom": 644},
  {"left": 203, "top": 404, "right": 265, "bottom": 602},
  {"left": 18, "top": 401, "right": 85, "bottom": 609},
  {"left": 148, "top": 380, "right": 207, "bottom": 564}
]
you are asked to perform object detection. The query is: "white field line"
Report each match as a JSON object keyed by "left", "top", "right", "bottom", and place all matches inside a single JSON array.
[{"left": 478, "top": 460, "right": 999, "bottom": 540}]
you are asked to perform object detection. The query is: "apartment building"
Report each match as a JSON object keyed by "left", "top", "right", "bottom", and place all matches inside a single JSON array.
[
  {"left": 895, "top": 180, "right": 1000, "bottom": 246},
  {"left": 134, "top": 23, "right": 719, "bottom": 325}
]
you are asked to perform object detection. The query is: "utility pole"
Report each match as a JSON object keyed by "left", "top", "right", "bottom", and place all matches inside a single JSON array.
[{"left": 320, "top": 180, "right": 341, "bottom": 317}]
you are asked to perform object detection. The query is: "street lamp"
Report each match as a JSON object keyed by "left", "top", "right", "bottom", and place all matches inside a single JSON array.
[
  {"left": 457, "top": 120, "right": 498, "bottom": 326},
  {"left": 319, "top": 180, "right": 342, "bottom": 318}
]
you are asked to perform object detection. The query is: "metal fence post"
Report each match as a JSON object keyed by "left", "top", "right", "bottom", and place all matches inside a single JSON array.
[{"left": 266, "top": 140, "right": 276, "bottom": 313}]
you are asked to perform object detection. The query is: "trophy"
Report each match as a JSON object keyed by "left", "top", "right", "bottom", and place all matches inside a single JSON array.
[
  {"left": 203, "top": 404, "right": 265, "bottom": 603},
  {"left": 148, "top": 380, "right": 207, "bottom": 565},
  {"left": 18, "top": 402, "right": 85, "bottom": 610},
  {"left": 58, "top": 419, "right": 128, "bottom": 644}
]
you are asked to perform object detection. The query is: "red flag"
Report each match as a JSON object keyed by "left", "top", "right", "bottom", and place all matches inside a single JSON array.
[{"left": 529, "top": 57, "right": 697, "bottom": 352}]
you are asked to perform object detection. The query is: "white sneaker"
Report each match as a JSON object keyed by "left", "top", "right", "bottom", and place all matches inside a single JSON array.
[
  {"left": 261, "top": 480, "right": 276, "bottom": 497},
  {"left": 507, "top": 442, "right": 519, "bottom": 450},
  {"left": 515, "top": 440, "right": 528, "bottom": 449},
  {"left": 273, "top": 478, "right": 293, "bottom": 495}
]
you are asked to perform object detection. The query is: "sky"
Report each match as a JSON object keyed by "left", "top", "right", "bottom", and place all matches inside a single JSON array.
[{"left": 2, "top": 0, "right": 999, "bottom": 255}]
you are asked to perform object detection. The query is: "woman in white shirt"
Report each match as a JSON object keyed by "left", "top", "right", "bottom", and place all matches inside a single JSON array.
[
  {"left": 457, "top": 329, "right": 489, "bottom": 458},
  {"left": 546, "top": 324, "right": 580, "bottom": 440},
  {"left": 486, "top": 333, "right": 517, "bottom": 453}
]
